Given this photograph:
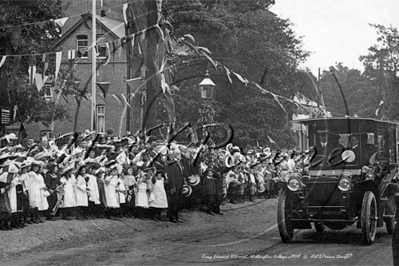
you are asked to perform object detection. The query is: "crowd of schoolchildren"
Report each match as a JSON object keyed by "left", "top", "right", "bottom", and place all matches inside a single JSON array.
[{"left": 0, "top": 130, "right": 300, "bottom": 230}]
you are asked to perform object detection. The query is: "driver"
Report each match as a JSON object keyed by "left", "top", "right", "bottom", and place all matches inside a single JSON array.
[
  {"left": 314, "top": 129, "right": 342, "bottom": 156},
  {"left": 310, "top": 129, "right": 344, "bottom": 166}
]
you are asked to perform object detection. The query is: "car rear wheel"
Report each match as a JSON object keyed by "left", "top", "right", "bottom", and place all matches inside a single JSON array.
[
  {"left": 277, "top": 190, "right": 294, "bottom": 243},
  {"left": 361, "top": 191, "right": 377, "bottom": 245}
]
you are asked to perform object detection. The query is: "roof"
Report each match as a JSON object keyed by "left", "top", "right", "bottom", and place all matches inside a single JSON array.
[
  {"left": 98, "top": 16, "right": 125, "bottom": 38},
  {"left": 53, "top": 14, "right": 125, "bottom": 48},
  {"left": 292, "top": 117, "right": 399, "bottom": 126}
]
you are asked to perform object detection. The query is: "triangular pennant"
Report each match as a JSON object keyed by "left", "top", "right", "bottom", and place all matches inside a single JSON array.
[
  {"left": 123, "top": 3, "right": 128, "bottom": 25},
  {"left": 34, "top": 73, "right": 48, "bottom": 92},
  {"left": 126, "top": 77, "right": 143, "bottom": 96},
  {"left": 81, "top": 13, "right": 91, "bottom": 30},
  {"left": 37, "top": 21, "right": 46, "bottom": 30},
  {"left": 28, "top": 65, "right": 37, "bottom": 86},
  {"left": 42, "top": 54, "right": 49, "bottom": 80},
  {"left": 55, "top": 51, "right": 62, "bottom": 81},
  {"left": 96, "top": 81, "right": 110, "bottom": 99},
  {"left": 54, "top": 17, "right": 69, "bottom": 28},
  {"left": 0, "top": 56, "right": 6, "bottom": 68}
]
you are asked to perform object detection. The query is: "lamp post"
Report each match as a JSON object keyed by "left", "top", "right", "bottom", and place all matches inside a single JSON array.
[{"left": 198, "top": 70, "right": 216, "bottom": 125}]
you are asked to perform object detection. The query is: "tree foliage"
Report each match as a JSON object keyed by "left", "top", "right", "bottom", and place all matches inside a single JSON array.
[
  {"left": 319, "top": 63, "right": 377, "bottom": 118},
  {"left": 162, "top": 0, "right": 313, "bottom": 148},
  {"left": 0, "top": 0, "right": 70, "bottom": 126},
  {"left": 359, "top": 24, "right": 399, "bottom": 120}
]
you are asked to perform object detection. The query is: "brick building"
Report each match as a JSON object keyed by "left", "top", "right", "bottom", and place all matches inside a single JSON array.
[{"left": 24, "top": 0, "right": 141, "bottom": 140}]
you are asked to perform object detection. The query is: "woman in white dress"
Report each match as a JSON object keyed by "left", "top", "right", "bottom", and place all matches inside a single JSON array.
[
  {"left": 103, "top": 165, "right": 119, "bottom": 219},
  {"left": 59, "top": 166, "right": 76, "bottom": 220},
  {"left": 149, "top": 171, "right": 168, "bottom": 221},
  {"left": 135, "top": 171, "right": 151, "bottom": 218},
  {"left": 26, "top": 161, "right": 49, "bottom": 223},
  {"left": 75, "top": 165, "right": 88, "bottom": 220}
]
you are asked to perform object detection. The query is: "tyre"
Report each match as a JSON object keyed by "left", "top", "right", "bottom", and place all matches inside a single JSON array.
[
  {"left": 277, "top": 190, "right": 294, "bottom": 243},
  {"left": 361, "top": 191, "right": 378, "bottom": 245},
  {"left": 314, "top": 222, "right": 325, "bottom": 233}
]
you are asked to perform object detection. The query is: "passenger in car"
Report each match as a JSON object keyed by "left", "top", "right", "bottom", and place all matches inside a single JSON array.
[{"left": 349, "top": 134, "right": 369, "bottom": 165}]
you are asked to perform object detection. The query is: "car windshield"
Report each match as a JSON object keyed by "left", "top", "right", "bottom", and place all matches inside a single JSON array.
[{"left": 293, "top": 118, "right": 397, "bottom": 170}]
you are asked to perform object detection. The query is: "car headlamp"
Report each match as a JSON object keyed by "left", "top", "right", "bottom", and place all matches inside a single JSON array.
[
  {"left": 338, "top": 177, "right": 352, "bottom": 191},
  {"left": 287, "top": 177, "right": 301, "bottom": 192}
]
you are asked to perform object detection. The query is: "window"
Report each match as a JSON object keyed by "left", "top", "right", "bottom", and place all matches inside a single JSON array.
[
  {"left": 96, "top": 34, "right": 107, "bottom": 59},
  {"left": 96, "top": 104, "right": 105, "bottom": 133},
  {"left": 77, "top": 35, "right": 88, "bottom": 58}
]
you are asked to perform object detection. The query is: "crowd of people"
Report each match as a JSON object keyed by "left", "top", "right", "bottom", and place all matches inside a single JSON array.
[{"left": 0, "top": 130, "right": 302, "bottom": 230}]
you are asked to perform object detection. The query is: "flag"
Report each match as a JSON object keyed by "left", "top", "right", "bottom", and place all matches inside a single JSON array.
[
  {"left": 96, "top": 82, "right": 110, "bottom": 99},
  {"left": 18, "top": 123, "right": 28, "bottom": 143}
]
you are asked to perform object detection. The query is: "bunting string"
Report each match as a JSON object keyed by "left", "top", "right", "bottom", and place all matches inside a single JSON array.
[{"left": 0, "top": 0, "right": 140, "bottom": 30}]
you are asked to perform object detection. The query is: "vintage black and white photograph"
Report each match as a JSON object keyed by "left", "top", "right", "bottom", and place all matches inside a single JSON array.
[{"left": 0, "top": 0, "right": 398, "bottom": 265}]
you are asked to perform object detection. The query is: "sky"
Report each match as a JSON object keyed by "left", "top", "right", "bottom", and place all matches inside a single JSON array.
[{"left": 270, "top": 0, "right": 399, "bottom": 76}]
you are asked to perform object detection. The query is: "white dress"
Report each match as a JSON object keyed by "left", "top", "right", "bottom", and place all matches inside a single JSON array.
[
  {"left": 26, "top": 171, "right": 49, "bottom": 211},
  {"left": 117, "top": 177, "right": 126, "bottom": 204},
  {"left": 149, "top": 178, "right": 168, "bottom": 209},
  {"left": 60, "top": 176, "right": 76, "bottom": 208},
  {"left": 86, "top": 174, "right": 100, "bottom": 204},
  {"left": 135, "top": 181, "right": 149, "bottom": 208},
  {"left": 75, "top": 175, "right": 88, "bottom": 207},
  {"left": 104, "top": 175, "right": 119, "bottom": 208},
  {"left": 9, "top": 174, "right": 22, "bottom": 213}
]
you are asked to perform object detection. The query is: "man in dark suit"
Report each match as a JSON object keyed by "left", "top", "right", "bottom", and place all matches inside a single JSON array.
[
  {"left": 311, "top": 129, "right": 343, "bottom": 165},
  {"left": 349, "top": 134, "right": 369, "bottom": 165},
  {"left": 165, "top": 149, "right": 184, "bottom": 223}
]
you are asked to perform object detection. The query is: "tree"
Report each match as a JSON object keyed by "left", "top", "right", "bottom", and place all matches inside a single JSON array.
[
  {"left": 360, "top": 24, "right": 399, "bottom": 120},
  {"left": 163, "top": 0, "right": 312, "bottom": 148},
  {"left": 0, "top": 0, "right": 70, "bottom": 126},
  {"left": 319, "top": 63, "right": 377, "bottom": 118}
]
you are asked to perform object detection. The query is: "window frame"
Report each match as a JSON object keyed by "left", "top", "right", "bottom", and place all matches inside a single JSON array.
[
  {"left": 96, "top": 104, "right": 105, "bottom": 133},
  {"left": 76, "top": 34, "right": 89, "bottom": 59}
]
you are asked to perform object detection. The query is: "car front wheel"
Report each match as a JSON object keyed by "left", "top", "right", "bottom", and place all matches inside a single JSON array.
[
  {"left": 361, "top": 191, "right": 378, "bottom": 245},
  {"left": 277, "top": 190, "right": 294, "bottom": 243}
]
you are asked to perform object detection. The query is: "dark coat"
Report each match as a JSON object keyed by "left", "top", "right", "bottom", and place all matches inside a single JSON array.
[
  {"left": 165, "top": 161, "right": 184, "bottom": 192},
  {"left": 351, "top": 145, "right": 369, "bottom": 165}
]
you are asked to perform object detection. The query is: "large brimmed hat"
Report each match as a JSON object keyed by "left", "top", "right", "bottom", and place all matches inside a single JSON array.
[
  {"left": 181, "top": 184, "right": 192, "bottom": 197},
  {"left": 61, "top": 164, "right": 74, "bottom": 175},
  {"left": 187, "top": 174, "right": 200, "bottom": 186}
]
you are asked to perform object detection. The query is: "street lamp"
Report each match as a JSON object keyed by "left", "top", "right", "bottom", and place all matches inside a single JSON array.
[
  {"left": 198, "top": 70, "right": 216, "bottom": 126},
  {"left": 198, "top": 70, "right": 216, "bottom": 100}
]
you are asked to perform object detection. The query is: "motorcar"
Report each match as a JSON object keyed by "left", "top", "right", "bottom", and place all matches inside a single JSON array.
[{"left": 278, "top": 117, "right": 399, "bottom": 245}]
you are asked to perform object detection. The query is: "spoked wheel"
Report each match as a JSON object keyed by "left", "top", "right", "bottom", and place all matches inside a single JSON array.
[
  {"left": 314, "top": 222, "right": 325, "bottom": 233},
  {"left": 277, "top": 190, "right": 294, "bottom": 243},
  {"left": 361, "top": 191, "right": 378, "bottom": 245}
]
